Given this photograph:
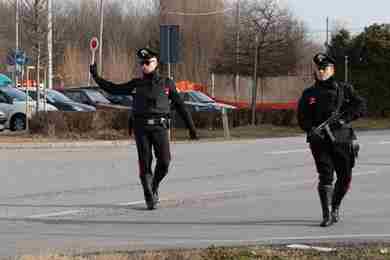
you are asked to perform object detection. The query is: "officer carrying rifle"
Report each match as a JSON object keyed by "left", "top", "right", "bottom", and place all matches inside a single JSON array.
[
  {"left": 297, "top": 53, "right": 366, "bottom": 227},
  {"left": 90, "top": 47, "right": 198, "bottom": 210}
]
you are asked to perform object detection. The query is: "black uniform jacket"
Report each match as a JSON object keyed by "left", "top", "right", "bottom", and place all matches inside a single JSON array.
[
  {"left": 92, "top": 72, "right": 196, "bottom": 132},
  {"left": 297, "top": 77, "right": 366, "bottom": 143}
]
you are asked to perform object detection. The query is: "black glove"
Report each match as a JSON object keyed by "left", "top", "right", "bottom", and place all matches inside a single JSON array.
[
  {"left": 330, "top": 119, "right": 345, "bottom": 130},
  {"left": 90, "top": 63, "right": 98, "bottom": 78},
  {"left": 307, "top": 127, "right": 324, "bottom": 143},
  {"left": 189, "top": 129, "right": 198, "bottom": 140}
]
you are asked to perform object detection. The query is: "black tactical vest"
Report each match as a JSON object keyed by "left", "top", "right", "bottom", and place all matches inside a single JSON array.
[{"left": 133, "top": 75, "right": 171, "bottom": 117}]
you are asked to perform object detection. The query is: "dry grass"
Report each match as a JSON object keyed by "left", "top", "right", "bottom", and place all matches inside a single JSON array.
[{"left": 15, "top": 244, "right": 390, "bottom": 260}]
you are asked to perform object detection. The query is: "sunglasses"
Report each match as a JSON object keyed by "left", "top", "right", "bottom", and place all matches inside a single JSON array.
[
  {"left": 139, "top": 59, "right": 155, "bottom": 66},
  {"left": 316, "top": 64, "right": 333, "bottom": 70}
]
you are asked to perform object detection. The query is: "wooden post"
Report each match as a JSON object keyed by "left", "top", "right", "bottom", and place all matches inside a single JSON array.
[{"left": 222, "top": 107, "right": 230, "bottom": 139}]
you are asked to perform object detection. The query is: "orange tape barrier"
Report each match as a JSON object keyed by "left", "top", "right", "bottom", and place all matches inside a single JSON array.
[
  {"left": 213, "top": 98, "right": 298, "bottom": 111},
  {"left": 175, "top": 80, "right": 297, "bottom": 111},
  {"left": 176, "top": 80, "right": 207, "bottom": 93}
]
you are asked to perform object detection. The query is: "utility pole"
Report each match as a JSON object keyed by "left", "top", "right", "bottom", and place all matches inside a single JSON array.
[
  {"left": 235, "top": 0, "right": 240, "bottom": 101},
  {"left": 15, "top": 0, "right": 19, "bottom": 85},
  {"left": 47, "top": 0, "right": 53, "bottom": 90},
  {"left": 345, "top": 55, "right": 349, "bottom": 82},
  {"left": 325, "top": 17, "right": 329, "bottom": 50},
  {"left": 98, "top": 0, "right": 104, "bottom": 75},
  {"left": 251, "top": 35, "right": 259, "bottom": 125}
]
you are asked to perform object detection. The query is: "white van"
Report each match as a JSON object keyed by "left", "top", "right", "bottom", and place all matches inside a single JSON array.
[{"left": 0, "top": 86, "right": 58, "bottom": 131}]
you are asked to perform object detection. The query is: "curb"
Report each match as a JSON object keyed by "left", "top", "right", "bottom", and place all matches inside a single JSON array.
[{"left": 0, "top": 140, "right": 135, "bottom": 150}]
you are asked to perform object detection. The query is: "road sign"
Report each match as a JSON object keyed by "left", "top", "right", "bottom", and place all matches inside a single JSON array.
[
  {"left": 15, "top": 51, "right": 27, "bottom": 65},
  {"left": 160, "top": 25, "right": 180, "bottom": 64},
  {"left": 7, "top": 49, "right": 29, "bottom": 66},
  {"left": 90, "top": 37, "right": 99, "bottom": 52},
  {"left": 88, "top": 37, "right": 99, "bottom": 86}
]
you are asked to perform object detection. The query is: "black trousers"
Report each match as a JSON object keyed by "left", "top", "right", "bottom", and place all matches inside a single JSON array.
[
  {"left": 134, "top": 124, "right": 171, "bottom": 203},
  {"left": 310, "top": 141, "right": 355, "bottom": 207}
]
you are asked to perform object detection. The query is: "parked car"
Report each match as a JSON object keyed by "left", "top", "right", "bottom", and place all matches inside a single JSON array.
[
  {"left": 0, "top": 110, "right": 7, "bottom": 131},
  {"left": 179, "top": 90, "right": 237, "bottom": 112},
  {"left": 0, "top": 87, "right": 58, "bottom": 131},
  {"left": 105, "top": 93, "right": 133, "bottom": 107},
  {"left": 57, "top": 86, "right": 129, "bottom": 110},
  {"left": 25, "top": 89, "right": 96, "bottom": 112}
]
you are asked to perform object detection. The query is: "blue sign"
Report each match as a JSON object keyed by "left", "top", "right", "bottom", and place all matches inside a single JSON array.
[
  {"left": 160, "top": 25, "right": 180, "bottom": 63},
  {"left": 15, "top": 50, "right": 27, "bottom": 65},
  {"left": 7, "top": 49, "right": 29, "bottom": 66}
]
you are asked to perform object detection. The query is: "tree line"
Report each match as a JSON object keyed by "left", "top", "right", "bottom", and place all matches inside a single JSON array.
[
  {"left": 0, "top": 0, "right": 320, "bottom": 87},
  {"left": 327, "top": 23, "right": 390, "bottom": 116}
]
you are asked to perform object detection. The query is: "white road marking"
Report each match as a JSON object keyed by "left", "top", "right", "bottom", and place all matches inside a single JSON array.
[
  {"left": 25, "top": 201, "right": 146, "bottom": 218},
  {"left": 353, "top": 170, "right": 380, "bottom": 177},
  {"left": 27, "top": 210, "right": 81, "bottom": 218},
  {"left": 180, "top": 233, "right": 390, "bottom": 243},
  {"left": 22, "top": 170, "right": 382, "bottom": 219},
  {"left": 265, "top": 149, "right": 309, "bottom": 155},
  {"left": 266, "top": 140, "right": 390, "bottom": 155},
  {"left": 117, "top": 200, "right": 145, "bottom": 206},
  {"left": 287, "top": 244, "right": 335, "bottom": 252}
]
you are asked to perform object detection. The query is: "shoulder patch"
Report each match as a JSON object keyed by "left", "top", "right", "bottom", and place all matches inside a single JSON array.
[{"left": 164, "top": 86, "right": 170, "bottom": 95}]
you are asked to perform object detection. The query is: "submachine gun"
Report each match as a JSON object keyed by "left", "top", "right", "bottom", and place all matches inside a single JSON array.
[
  {"left": 308, "top": 111, "right": 346, "bottom": 143},
  {"left": 308, "top": 109, "right": 360, "bottom": 158}
]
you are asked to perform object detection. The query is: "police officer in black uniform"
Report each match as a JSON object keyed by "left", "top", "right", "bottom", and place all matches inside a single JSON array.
[
  {"left": 90, "top": 47, "right": 198, "bottom": 210},
  {"left": 297, "top": 53, "right": 366, "bottom": 227}
]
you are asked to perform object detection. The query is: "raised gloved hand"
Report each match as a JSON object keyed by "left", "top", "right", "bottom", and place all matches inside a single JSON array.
[
  {"left": 189, "top": 129, "right": 199, "bottom": 140},
  {"left": 89, "top": 63, "right": 98, "bottom": 78}
]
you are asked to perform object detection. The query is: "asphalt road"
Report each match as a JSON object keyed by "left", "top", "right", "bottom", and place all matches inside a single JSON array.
[{"left": 1, "top": 130, "right": 390, "bottom": 258}]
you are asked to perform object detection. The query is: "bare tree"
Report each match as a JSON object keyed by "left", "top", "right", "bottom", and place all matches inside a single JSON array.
[
  {"left": 215, "top": 0, "right": 305, "bottom": 77},
  {"left": 160, "top": 0, "right": 225, "bottom": 83},
  {"left": 0, "top": 0, "right": 314, "bottom": 87},
  {"left": 0, "top": 1, "right": 15, "bottom": 49}
]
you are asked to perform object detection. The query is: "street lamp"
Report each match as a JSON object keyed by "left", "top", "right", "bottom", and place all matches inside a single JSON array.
[
  {"left": 48, "top": 0, "right": 53, "bottom": 89},
  {"left": 99, "top": 0, "right": 104, "bottom": 75},
  {"left": 15, "top": 0, "right": 20, "bottom": 85}
]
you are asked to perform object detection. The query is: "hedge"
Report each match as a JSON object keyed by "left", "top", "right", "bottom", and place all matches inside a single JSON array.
[{"left": 29, "top": 109, "right": 297, "bottom": 138}]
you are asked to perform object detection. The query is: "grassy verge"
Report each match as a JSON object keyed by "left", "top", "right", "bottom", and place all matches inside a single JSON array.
[
  {"left": 352, "top": 117, "right": 390, "bottom": 130},
  {"left": 0, "top": 117, "right": 389, "bottom": 143},
  {"left": 18, "top": 243, "right": 390, "bottom": 260}
]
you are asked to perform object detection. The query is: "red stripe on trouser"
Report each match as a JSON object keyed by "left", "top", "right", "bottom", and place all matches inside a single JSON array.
[
  {"left": 345, "top": 175, "right": 352, "bottom": 192},
  {"left": 138, "top": 160, "right": 145, "bottom": 176}
]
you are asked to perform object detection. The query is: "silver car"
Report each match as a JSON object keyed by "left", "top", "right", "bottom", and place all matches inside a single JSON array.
[{"left": 0, "top": 110, "right": 7, "bottom": 131}]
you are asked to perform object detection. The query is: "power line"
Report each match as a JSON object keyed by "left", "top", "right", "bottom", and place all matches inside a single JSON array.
[{"left": 163, "top": 7, "right": 234, "bottom": 16}]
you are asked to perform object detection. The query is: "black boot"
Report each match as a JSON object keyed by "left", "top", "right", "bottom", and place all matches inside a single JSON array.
[
  {"left": 152, "top": 184, "right": 160, "bottom": 205},
  {"left": 318, "top": 185, "right": 333, "bottom": 227},
  {"left": 152, "top": 162, "right": 168, "bottom": 205},
  {"left": 331, "top": 206, "right": 340, "bottom": 223},
  {"left": 140, "top": 174, "right": 156, "bottom": 210}
]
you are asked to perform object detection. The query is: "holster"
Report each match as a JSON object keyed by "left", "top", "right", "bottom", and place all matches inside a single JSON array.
[
  {"left": 352, "top": 141, "right": 360, "bottom": 158},
  {"left": 161, "top": 118, "right": 170, "bottom": 129}
]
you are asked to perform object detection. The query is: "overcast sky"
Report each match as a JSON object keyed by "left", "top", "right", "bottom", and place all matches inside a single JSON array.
[{"left": 281, "top": 0, "right": 390, "bottom": 41}]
